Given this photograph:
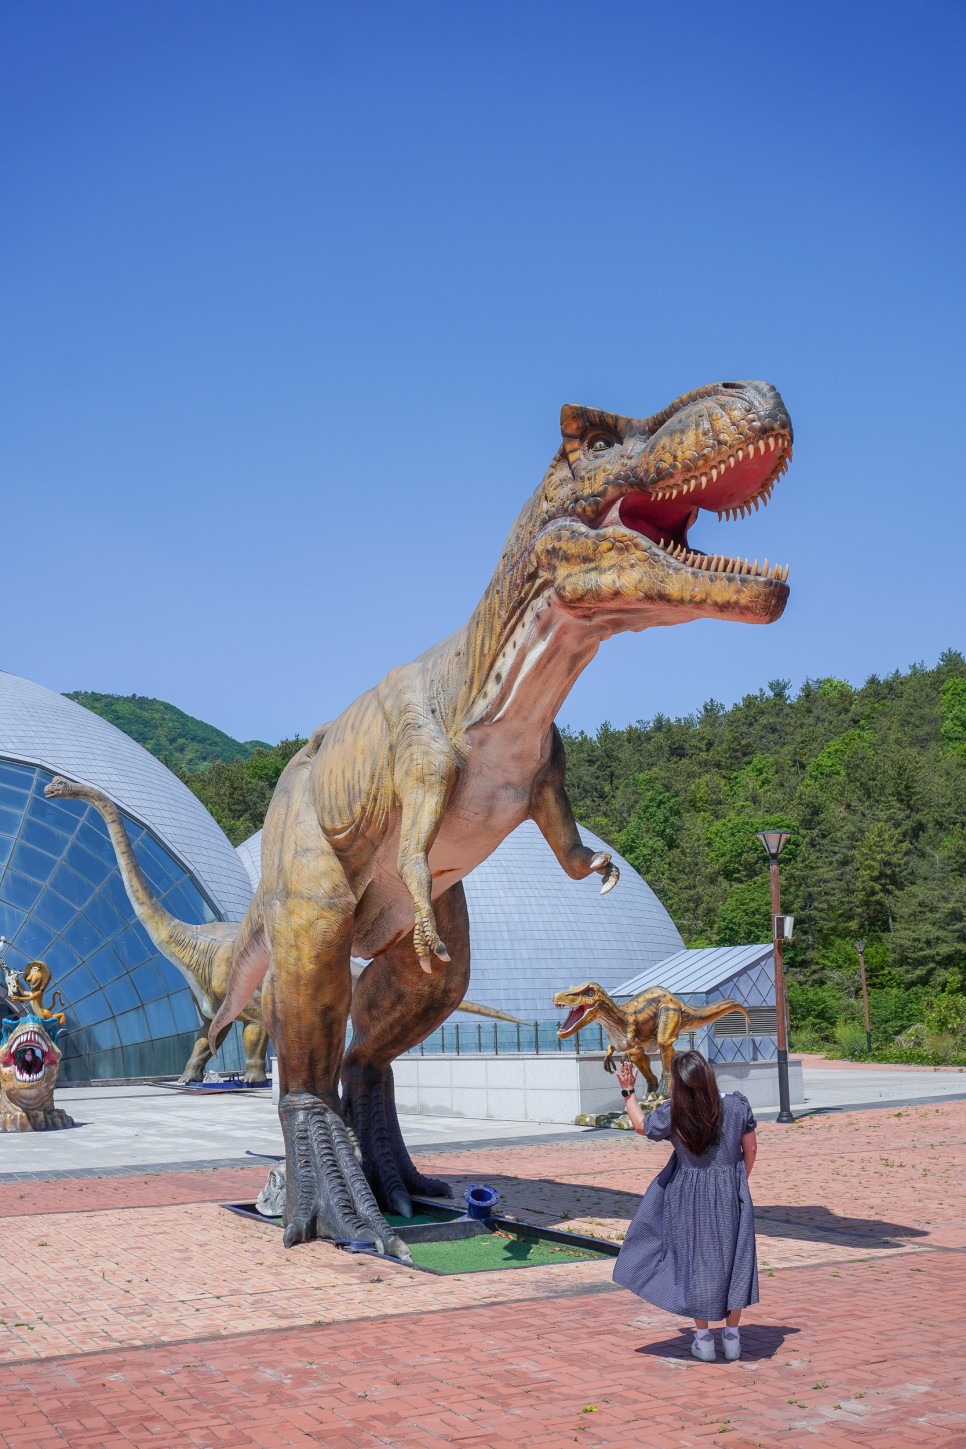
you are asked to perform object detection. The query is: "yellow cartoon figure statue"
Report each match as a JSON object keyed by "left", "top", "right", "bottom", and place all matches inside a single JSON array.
[{"left": 4, "top": 959, "right": 67, "bottom": 1028}]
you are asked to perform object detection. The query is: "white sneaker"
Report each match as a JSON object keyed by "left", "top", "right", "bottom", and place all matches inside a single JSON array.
[
  {"left": 722, "top": 1329, "right": 741, "bottom": 1361},
  {"left": 691, "top": 1333, "right": 716, "bottom": 1362}
]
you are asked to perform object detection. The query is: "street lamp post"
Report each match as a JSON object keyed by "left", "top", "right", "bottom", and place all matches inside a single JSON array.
[
  {"left": 854, "top": 940, "right": 872, "bottom": 1055},
  {"left": 756, "top": 830, "right": 794, "bottom": 1123}
]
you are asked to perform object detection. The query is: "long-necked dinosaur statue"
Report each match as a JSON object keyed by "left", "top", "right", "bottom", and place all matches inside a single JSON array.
[
  {"left": 553, "top": 981, "right": 751, "bottom": 1097},
  {"left": 43, "top": 777, "right": 519, "bottom": 1085},
  {"left": 69, "top": 381, "right": 793, "bottom": 1258}
]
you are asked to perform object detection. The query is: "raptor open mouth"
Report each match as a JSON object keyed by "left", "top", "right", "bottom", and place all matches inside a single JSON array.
[
  {"left": 600, "top": 429, "right": 792, "bottom": 582},
  {"left": 558, "top": 1004, "right": 589, "bottom": 1036}
]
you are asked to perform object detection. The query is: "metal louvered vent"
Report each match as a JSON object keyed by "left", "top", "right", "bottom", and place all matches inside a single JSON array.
[{"left": 714, "top": 1007, "right": 777, "bottom": 1037}]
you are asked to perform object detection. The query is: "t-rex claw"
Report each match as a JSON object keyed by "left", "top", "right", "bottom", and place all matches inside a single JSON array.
[
  {"left": 599, "top": 862, "right": 620, "bottom": 894},
  {"left": 278, "top": 1091, "right": 412, "bottom": 1261},
  {"left": 589, "top": 851, "right": 619, "bottom": 894}
]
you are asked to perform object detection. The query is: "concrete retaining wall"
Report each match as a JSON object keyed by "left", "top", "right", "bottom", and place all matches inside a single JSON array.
[{"left": 392, "top": 1052, "right": 803, "bottom": 1123}]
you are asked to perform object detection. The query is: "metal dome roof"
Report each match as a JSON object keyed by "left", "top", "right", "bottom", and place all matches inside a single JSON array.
[
  {"left": 237, "top": 819, "right": 684, "bottom": 1019},
  {"left": 0, "top": 671, "right": 253, "bottom": 920}
]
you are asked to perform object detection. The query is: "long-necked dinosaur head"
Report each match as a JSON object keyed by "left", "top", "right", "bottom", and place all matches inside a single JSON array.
[
  {"left": 532, "top": 380, "right": 792, "bottom": 630},
  {"left": 553, "top": 981, "right": 612, "bottom": 1037}
]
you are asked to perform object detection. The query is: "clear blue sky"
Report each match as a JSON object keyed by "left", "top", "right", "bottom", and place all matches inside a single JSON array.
[{"left": 3, "top": 1, "right": 964, "bottom": 744}]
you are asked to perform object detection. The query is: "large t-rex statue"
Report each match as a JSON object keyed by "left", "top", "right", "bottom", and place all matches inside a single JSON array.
[
  {"left": 50, "top": 383, "right": 788, "bottom": 1252},
  {"left": 201, "top": 379, "right": 792, "bottom": 1256},
  {"left": 553, "top": 980, "right": 752, "bottom": 1097}
]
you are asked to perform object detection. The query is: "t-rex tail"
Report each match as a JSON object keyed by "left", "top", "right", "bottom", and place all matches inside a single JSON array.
[{"left": 43, "top": 776, "right": 237, "bottom": 1012}]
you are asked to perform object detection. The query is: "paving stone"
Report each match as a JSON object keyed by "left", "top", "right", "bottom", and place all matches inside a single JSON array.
[{"left": 0, "top": 1100, "right": 964, "bottom": 1445}]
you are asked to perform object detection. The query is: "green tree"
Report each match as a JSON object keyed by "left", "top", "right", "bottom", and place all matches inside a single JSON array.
[{"left": 854, "top": 822, "right": 909, "bottom": 933}]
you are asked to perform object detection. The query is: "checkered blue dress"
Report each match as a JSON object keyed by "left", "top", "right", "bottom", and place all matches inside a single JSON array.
[{"left": 613, "top": 1092, "right": 759, "bottom": 1321}]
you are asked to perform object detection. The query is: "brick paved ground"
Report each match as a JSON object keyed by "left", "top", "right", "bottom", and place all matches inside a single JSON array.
[{"left": 0, "top": 1101, "right": 963, "bottom": 1447}]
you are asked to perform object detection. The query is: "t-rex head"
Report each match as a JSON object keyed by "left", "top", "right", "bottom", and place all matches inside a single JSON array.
[
  {"left": 0, "top": 1015, "right": 62, "bottom": 1114},
  {"left": 530, "top": 380, "right": 792, "bottom": 631},
  {"left": 553, "top": 982, "right": 610, "bottom": 1038}
]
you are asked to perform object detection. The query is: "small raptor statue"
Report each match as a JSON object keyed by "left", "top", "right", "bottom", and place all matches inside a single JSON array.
[
  {"left": 67, "top": 381, "right": 792, "bottom": 1257},
  {"left": 554, "top": 980, "right": 751, "bottom": 1098}
]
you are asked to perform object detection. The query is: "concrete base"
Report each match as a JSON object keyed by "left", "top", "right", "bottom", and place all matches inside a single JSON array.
[{"left": 392, "top": 1053, "right": 803, "bottom": 1124}]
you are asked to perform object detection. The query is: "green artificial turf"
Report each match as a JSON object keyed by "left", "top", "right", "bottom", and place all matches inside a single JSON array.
[
  {"left": 385, "top": 1209, "right": 455, "bottom": 1228},
  {"left": 405, "top": 1229, "right": 611, "bottom": 1274}
]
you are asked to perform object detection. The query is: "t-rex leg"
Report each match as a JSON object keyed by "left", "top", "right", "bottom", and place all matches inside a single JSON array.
[
  {"left": 343, "top": 881, "right": 471, "bottom": 1216},
  {"left": 263, "top": 841, "right": 408, "bottom": 1258}
]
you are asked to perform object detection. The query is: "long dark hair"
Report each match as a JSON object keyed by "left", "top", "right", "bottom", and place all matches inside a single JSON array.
[{"left": 669, "top": 1050, "right": 721, "bottom": 1156}]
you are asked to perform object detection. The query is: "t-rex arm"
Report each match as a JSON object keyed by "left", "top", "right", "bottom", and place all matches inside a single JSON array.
[
  {"left": 392, "top": 705, "right": 458, "bottom": 972},
  {"left": 530, "top": 726, "right": 619, "bottom": 893}
]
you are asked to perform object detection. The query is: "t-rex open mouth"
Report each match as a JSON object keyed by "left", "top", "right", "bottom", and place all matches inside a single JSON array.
[{"left": 599, "top": 429, "right": 792, "bottom": 582}]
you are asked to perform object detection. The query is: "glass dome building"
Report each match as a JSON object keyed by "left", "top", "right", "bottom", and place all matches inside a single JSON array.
[
  {"left": 237, "top": 819, "right": 684, "bottom": 1026},
  {"left": 0, "top": 671, "right": 253, "bottom": 1081}
]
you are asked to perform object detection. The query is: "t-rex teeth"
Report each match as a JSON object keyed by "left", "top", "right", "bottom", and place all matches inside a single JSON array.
[
  {"left": 710, "top": 466, "right": 718, "bottom": 483},
  {"left": 729, "top": 455, "right": 735, "bottom": 468},
  {"left": 758, "top": 440, "right": 766, "bottom": 456},
  {"left": 736, "top": 447, "right": 744, "bottom": 462},
  {"left": 768, "top": 436, "right": 775, "bottom": 451}
]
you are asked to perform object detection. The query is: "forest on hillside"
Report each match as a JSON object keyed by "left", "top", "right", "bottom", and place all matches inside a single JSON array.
[
  {"left": 173, "top": 651, "right": 966, "bottom": 1065},
  {"left": 561, "top": 649, "right": 966, "bottom": 1064},
  {"left": 68, "top": 691, "right": 268, "bottom": 772}
]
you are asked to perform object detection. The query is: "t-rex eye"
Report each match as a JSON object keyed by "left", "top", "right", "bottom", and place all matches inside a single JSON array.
[{"left": 589, "top": 437, "right": 614, "bottom": 454}]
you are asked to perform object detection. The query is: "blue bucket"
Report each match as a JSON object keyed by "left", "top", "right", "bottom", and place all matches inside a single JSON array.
[{"left": 464, "top": 1184, "right": 500, "bottom": 1220}]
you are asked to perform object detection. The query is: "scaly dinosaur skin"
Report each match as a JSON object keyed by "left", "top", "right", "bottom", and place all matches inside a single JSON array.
[
  {"left": 553, "top": 981, "right": 751, "bottom": 1098},
  {"left": 42, "top": 777, "right": 515, "bottom": 1087},
  {"left": 1, "top": 1015, "right": 74, "bottom": 1131},
  {"left": 205, "top": 380, "right": 792, "bottom": 1255}
]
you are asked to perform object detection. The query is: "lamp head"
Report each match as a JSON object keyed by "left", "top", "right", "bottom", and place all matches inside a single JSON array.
[
  {"left": 854, "top": 940, "right": 866, "bottom": 954},
  {"left": 756, "top": 830, "right": 790, "bottom": 861}
]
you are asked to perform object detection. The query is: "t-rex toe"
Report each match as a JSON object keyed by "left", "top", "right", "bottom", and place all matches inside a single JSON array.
[{"left": 279, "top": 1091, "right": 412, "bottom": 1259}]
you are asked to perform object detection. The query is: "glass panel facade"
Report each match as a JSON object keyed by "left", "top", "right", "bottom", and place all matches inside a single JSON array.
[{"left": 0, "top": 760, "right": 228, "bottom": 1082}]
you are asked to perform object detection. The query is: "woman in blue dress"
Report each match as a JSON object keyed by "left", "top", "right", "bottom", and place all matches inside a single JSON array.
[{"left": 612, "top": 1049, "right": 759, "bottom": 1362}]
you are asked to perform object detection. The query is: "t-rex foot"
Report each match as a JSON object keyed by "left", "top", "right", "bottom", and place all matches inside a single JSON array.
[
  {"left": 343, "top": 1063, "right": 454, "bottom": 1216},
  {"left": 278, "top": 1091, "right": 412, "bottom": 1259}
]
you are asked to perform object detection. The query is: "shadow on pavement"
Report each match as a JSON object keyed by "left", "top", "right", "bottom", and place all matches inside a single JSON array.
[
  {"left": 431, "top": 1169, "right": 927, "bottom": 1252},
  {"left": 755, "top": 1204, "right": 927, "bottom": 1249},
  {"left": 635, "top": 1323, "right": 801, "bottom": 1362}
]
